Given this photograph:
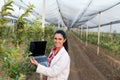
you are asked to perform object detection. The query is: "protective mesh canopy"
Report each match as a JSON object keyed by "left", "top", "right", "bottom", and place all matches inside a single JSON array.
[{"left": 0, "top": 0, "right": 120, "bottom": 29}]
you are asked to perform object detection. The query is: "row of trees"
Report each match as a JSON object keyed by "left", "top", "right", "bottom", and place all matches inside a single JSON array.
[
  {"left": 0, "top": 0, "right": 56, "bottom": 80},
  {"left": 72, "top": 30, "right": 120, "bottom": 57}
]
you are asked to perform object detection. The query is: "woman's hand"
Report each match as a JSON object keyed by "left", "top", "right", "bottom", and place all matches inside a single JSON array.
[{"left": 30, "top": 57, "right": 38, "bottom": 66}]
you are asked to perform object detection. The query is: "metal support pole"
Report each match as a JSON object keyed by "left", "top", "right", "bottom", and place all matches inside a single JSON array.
[
  {"left": 61, "top": 20, "right": 63, "bottom": 27},
  {"left": 81, "top": 26, "right": 82, "bottom": 43},
  {"left": 58, "top": 15, "right": 60, "bottom": 28},
  {"left": 4, "top": 0, "right": 6, "bottom": 3},
  {"left": 40, "top": 0, "right": 46, "bottom": 79},
  {"left": 97, "top": 12, "right": 101, "bottom": 55},
  {"left": 86, "top": 25, "right": 88, "bottom": 46},
  {"left": 42, "top": 0, "right": 46, "bottom": 29},
  {"left": 58, "top": 9, "right": 61, "bottom": 28},
  {"left": 110, "top": 23, "right": 112, "bottom": 41}
]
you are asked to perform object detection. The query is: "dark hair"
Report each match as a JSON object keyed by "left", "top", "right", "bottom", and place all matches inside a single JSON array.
[{"left": 54, "top": 30, "right": 68, "bottom": 52}]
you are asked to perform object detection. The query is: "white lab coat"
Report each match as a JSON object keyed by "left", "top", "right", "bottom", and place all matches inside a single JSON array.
[{"left": 36, "top": 47, "right": 70, "bottom": 80}]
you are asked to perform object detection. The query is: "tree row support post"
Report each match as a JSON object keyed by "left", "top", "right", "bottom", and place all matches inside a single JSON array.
[
  {"left": 86, "top": 25, "right": 88, "bottom": 46},
  {"left": 40, "top": 0, "right": 46, "bottom": 80},
  {"left": 109, "top": 22, "right": 112, "bottom": 41},
  {"left": 81, "top": 26, "right": 82, "bottom": 43},
  {"left": 58, "top": 13, "right": 60, "bottom": 28},
  {"left": 42, "top": 0, "right": 46, "bottom": 41},
  {"left": 97, "top": 12, "right": 101, "bottom": 55}
]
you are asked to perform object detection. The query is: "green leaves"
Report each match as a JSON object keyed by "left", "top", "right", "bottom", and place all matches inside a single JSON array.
[
  {"left": 0, "top": 1, "right": 55, "bottom": 79},
  {"left": 3, "top": 47, "right": 21, "bottom": 79},
  {"left": 1, "top": 0, "right": 14, "bottom": 17},
  {"left": 0, "top": 0, "right": 14, "bottom": 25},
  {"left": 10, "top": 4, "right": 34, "bottom": 48},
  {"left": 0, "top": 22, "right": 55, "bottom": 80},
  {"left": 18, "top": 4, "right": 34, "bottom": 22},
  {"left": 0, "top": 39, "right": 6, "bottom": 54}
]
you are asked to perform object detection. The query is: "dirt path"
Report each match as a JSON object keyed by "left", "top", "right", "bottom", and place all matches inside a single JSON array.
[{"left": 67, "top": 32, "right": 120, "bottom": 80}]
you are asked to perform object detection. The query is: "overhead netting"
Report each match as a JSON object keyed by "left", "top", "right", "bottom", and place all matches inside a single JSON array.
[{"left": 0, "top": 0, "right": 120, "bottom": 29}]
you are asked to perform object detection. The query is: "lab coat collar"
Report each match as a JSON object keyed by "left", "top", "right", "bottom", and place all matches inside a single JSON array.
[{"left": 50, "top": 47, "right": 65, "bottom": 66}]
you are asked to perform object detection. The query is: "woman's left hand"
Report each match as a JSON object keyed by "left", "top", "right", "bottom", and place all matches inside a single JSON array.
[{"left": 30, "top": 57, "right": 38, "bottom": 66}]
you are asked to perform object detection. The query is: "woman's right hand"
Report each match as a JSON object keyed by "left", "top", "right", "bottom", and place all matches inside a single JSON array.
[{"left": 30, "top": 57, "right": 38, "bottom": 66}]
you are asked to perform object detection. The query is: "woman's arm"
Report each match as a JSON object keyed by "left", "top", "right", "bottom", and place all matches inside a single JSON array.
[{"left": 36, "top": 53, "right": 70, "bottom": 77}]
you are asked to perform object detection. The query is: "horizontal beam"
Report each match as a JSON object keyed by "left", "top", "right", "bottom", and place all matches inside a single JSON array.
[{"left": 88, "top": 20, "right": 120, "bottom": 29}]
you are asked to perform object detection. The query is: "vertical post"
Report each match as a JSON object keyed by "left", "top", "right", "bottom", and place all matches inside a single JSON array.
[
  {"left": 40, "top": 0, "right": 46, "bottom": 80},
  {"left": 97, "top": 12, "right": 101, "bottom": 55},
  {"left": 4, "top": 0, "right": 6, "bottom": 3},
  {"left": 58, "top": 15, "right": 60, "bottom": 28},
  {"left": 19, "top": 7, "right": 21, "bottom": 16},
  {"left": 81, "top": 26, "right": 82, "bottom": 43},
  {"left": 42, "top": 0, "right": 46, "bottom": 29},
  {"left": 61, "top": 20, "right": 63, "bottom": 27},
  {"left": 109, "top": 22, "right": 112, "bottom": 41},
  {"left": 58, "top": 10, "right": 60, "bottom": 28},
  {"left": 86, "top": 25, "right": 88, "bottom": 46}
]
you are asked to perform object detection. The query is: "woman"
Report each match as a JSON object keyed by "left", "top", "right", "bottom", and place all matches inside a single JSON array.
[{"left": 30, "top": 30, "right": 70, "bottom": 80}]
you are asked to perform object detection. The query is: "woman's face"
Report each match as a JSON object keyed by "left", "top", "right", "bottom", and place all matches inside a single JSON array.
[{"left": 53, "top": 33, "right": 66, "bottom": 49}]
